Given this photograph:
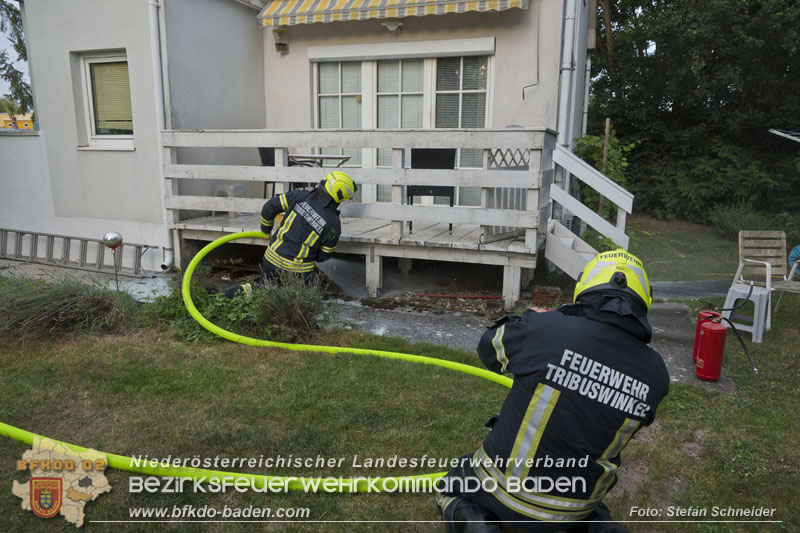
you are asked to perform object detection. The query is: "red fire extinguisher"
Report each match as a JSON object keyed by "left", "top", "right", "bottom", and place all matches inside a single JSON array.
[
  {"left": 693, "top": 310, "right": 721, "bottom": 362},
  {"left": 695, "top": 317, "right": 727, "bottom": 381},
  {"left": 693, "top": 292, "right": 760, "bottom": 379}
]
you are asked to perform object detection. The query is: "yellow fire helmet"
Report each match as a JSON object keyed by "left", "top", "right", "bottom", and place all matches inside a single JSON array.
[
  {"left": 573, "top": 249, "right": 652, "bottom": 310},
  {"left": 323, "top": 171, "right": 357, "bottom": 203}
]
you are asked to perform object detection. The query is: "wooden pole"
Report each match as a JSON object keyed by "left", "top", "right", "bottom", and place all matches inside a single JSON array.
[{"left": 598, "top": 117, "right": 610, "bottom": 216}]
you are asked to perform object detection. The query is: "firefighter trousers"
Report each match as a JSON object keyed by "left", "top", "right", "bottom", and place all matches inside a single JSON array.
[{"left": 224, "top": 257, "right": 314, "bottom": 298}]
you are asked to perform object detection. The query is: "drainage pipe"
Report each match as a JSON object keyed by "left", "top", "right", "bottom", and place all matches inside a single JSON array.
[
  {"left": 149, "top": 0, "right": 174, "bottom": 270},
  {"left": 581, "top": 55, "right": 592, "bottom": 136},
  {"left": 553, "top": 0, "right": 578, "bottom": 225},
  {"left": 557, "top": 0, "right": 577, "bottom": 148}
]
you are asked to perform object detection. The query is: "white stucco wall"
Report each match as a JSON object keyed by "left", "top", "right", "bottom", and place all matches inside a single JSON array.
[
  {"left": 262, "top": 0, "right": 566, "bottom": 131},
  {"left": 22, "top": 0, "right": 164, "bottom": 226},
  {"left": 4, "top": 0, "right": 269, "bottom": 257},
  {"left": 164, "top": 0, "right": 267, "bottom": 206},
  {"left": 165, "top": 0, "right": 266, "bottom": 133},
  {"left": 0, "top": 132, "right": 167, "bottom": 270}
]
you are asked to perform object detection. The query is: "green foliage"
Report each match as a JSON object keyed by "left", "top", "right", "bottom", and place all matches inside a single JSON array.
[
  {"left": 0, "top": 0, "right": 32, "bottom": 112},
  {"left": 0, "top": 97, "right": 20, "bottom": 114},
  {"left": 591, "top": 0, "right": 800, "bottom": 220},
  {"left": 573, "top": 129, "right": 635, "bottom": 187},
  {"left": 573, "top": 129, "right": 635, "bottom": 222},
  {"left": 581, "top": 227, "right": 617, "bottom": 253},
  {"left": 0, "top": 277, "right": 140, "bottom": 336},
  {"left": 0, "top": 272, "right": 326, "bottom": 342},
  {"left": 147, "top": 273, "right": 325, "bottom": 343},
  {"left": 709, "top": 201, "right": 800, "bottom": 244}
]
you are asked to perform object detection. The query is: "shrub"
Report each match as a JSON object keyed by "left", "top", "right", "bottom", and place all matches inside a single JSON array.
[
  {"left": 147, "top": 272, "right": 325, "bottom": 343},
  {"left": 573, "top": 129, "right": 635, "bottom": 223},
  {"left": 708, "top": 201, "right": 800, "bottom": 245},
  {"left": 0, "top": 277, "right": 140, "bottom": 336},
  {"left": 580, "top": 228, "right": 617, "bottom": 253}
]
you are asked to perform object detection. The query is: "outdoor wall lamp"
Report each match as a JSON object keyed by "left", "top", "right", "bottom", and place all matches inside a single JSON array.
[
  {"left": 273, "top": 27, "right": 288, "bottom": 53},
  {"left": 381, "top": 19, "right": 403, "bottom": 36}
]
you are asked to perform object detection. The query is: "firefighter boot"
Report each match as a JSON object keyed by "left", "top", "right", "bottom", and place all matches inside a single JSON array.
[{"left": 440, "top": 496, "right": 502, "bottom": 533}]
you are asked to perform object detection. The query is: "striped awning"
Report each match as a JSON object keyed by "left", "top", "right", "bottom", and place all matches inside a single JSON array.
[{"left": 259, "top": 0, "right": 528, "bottom": 27}]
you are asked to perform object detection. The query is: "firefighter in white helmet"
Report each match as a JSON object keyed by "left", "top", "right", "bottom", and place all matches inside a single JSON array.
[
  {"left": 436, "top": 249, "right": 669, "bottom": 532},
  {"left": 225, "top": 171, "right": 356, "bottom": 297}
]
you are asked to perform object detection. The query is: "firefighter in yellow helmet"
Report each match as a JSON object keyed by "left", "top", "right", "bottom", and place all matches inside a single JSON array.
[
  {"left": 225, "top": 172, "right": 357, "bottom": 297},
  {"left": 436, "top": 249, "right": 668, "bottom": 532},
  {"left": 573, "top": 249, "right": 653, "bottom": 311}
]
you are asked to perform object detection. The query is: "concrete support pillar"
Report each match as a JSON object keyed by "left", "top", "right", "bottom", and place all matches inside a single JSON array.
[
  {"left": 398, "top": 257, "right": 412, "bottom": 277},
  {"left": 502, "top": 265, "right": 522, "bottom": 311},
  {"left": 366, "top": 247, "right": 383, "bottom": 297}
]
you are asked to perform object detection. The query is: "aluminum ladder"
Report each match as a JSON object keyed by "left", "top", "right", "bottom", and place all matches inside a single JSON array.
[{"left": 0, "top": 228, "right": 155, "bottom": 277}]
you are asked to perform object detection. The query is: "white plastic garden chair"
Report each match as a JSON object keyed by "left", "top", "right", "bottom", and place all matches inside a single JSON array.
[{"left": 727, "top": 230, "right": 800, "bottom": 331}]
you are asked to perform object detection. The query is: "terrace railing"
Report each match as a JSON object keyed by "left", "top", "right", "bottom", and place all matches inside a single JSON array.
[
  {"left": 551, "top": 144, "right": 632, "bottom": 249},
  {"left": 161, "top": 129, "right": 634, "bottom": 282},
  {"left": 161, "top": 128, "right": 555, "bottom": 252}
]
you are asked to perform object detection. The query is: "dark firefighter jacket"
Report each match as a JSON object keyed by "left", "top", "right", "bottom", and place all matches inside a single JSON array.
[
  {"left": 442, "top": 292, "right": 669, "bottom": 528},
  {"left": 259, "top": 187, "right": 341, "bottom": 273}
]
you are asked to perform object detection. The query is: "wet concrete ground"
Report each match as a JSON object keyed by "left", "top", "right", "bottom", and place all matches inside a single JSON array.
[
  {"left": 0, "top": 258, "right": 177, "bottom": 301},
  {"left": 647, "top": 303, "right": 735, "bottom": 393},
  {"left": 324, "top": 298, "right": 736, "bottom": 394},
  {"left": 325, "top": 299, "right": 490, "bottom": 352},
  {"left": 318, "top": 257, "right": 736, "bottom": 393},
  {"left": 651, "top": 279, "right": 731, "bottom": 299},
  {"left": 1, "top": 257, "right": 737, "bottom": 393}
]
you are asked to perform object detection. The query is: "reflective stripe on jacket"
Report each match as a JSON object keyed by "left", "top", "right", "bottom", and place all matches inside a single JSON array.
[
  {"left": 454, "top": 305, "right": 669, "bottom": 525},
  {"left": 260, "top": 188, "right": 341, "bottom": 272}
]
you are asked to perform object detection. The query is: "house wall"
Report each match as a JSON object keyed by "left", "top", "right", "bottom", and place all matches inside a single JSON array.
[
  {"left": 1, "top": 113, "right": 35, "bottom": 130},
  {"left": 263, "top": 0, "right": 565, "bottom": 131},
  {"left": 163, "top": 0, "right": 267, "bottom": 204},
  {"left": 0, "top": 0, "right": 169, "bottom": 269},
  {"left": 2, "top": 0, "right": 268, "bottom": 267},
  {"left": 0, "top": 131, "right": 167, "bottom": 270},
  {"left": 21, "top": 0, "right": 163, "bottom": 226}
]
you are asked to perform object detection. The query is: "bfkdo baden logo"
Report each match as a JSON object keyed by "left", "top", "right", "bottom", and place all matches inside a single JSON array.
[
  {"left": 12, "top": 437, "right": 111, "bottom": 527},
  {"left": 30, "top": 477, "right": 63, "bottom": 518}
]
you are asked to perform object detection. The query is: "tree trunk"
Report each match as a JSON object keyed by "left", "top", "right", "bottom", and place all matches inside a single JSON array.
[
  {"left": 598, "top": 117, "right": 610, "bottom": 216},
  {"left": 597, "top": 0, "right": 616, "bottom": 81}
]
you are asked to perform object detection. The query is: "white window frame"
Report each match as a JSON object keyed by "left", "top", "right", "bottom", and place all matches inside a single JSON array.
[
  {"left": 80, "top": 53, "right": 134, "bottom": 150},
  {"left": 434, "top": 55, "right": 491, "bottom": 206},
  {"left": 375, "top": 58, "right": 426, "bottom": 169},
  {"left": 310, "top": 40, "right": 494, "bottom": 206},
  {"left": 316, "top": 61, "right": 362, "bottom": 130},
  {"left": 315, "top": 61, "right": 363, "bottom": 164}
]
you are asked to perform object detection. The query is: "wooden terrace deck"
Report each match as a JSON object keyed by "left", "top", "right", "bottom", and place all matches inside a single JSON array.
[
  {"left": 175, "top": 213, "right": 539, "bottom": 302},
  {"left": 176, "top": 213, "right": 535, "bottom": 258}
]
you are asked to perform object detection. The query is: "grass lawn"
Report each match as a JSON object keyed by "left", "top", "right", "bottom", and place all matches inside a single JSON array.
[
  {"left": 604, "top": 294, "right": 800, "bottom": 531},
  {"left": 538, "top": 215, "right": 739, "bottom": 294},
  {"left": 627, "top": 216, "right": 740, "bottom": 281},
  {"left": 0, "top": 329, "right": 507, "bottom": 531},
  {"left": 1, "top": 218, "right": 798, "bottom": 531},
  {"left": 2, "top": 302, "right": 799, "bottom": 531}
]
